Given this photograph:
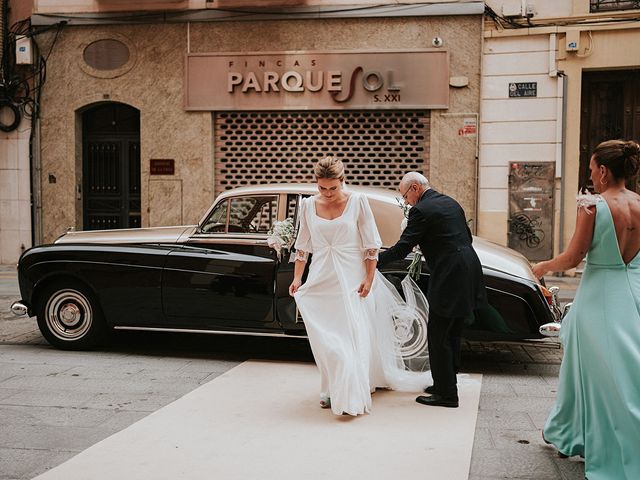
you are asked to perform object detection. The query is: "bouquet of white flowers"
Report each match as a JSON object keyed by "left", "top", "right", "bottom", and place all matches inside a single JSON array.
[
  {"left": 267, "top": 217, "right": 295, "bottom": 261},
  {"left": 396, "top": 197, "right": 423, "bottom": 281}
]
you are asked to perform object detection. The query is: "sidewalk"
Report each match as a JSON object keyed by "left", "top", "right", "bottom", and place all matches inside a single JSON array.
[
  {"left": 0, "top": 265, "right": 42, "bottom": 345},
  {"left": 463, "top": 274, "right": 583, "bottom": 479}
]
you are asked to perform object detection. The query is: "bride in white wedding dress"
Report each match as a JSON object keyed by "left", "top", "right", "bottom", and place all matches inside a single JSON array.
[{"left": 289, "top": 157, "right": 432, "bottom": 416}]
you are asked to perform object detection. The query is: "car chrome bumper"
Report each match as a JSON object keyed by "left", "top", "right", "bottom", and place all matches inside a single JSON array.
[
  {"left": 10, "top": 301, "right": 28, "bottom": 316},
  {"left": 539, "top": 302, "right": 572, "bottom": 337}
]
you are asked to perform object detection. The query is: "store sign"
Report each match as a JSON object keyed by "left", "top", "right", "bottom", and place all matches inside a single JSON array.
[{"left": 185, "top": 50, "right": 449, "bottom": 111}]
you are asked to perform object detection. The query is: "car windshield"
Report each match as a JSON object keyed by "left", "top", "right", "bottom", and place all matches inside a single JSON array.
[{"left": 200, "top": 199, "right": 228, "bottom": 233}]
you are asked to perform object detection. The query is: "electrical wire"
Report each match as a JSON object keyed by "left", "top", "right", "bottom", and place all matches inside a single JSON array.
[
  {"left": 0, "top": 13, "right": 65, "bottom": 129},
  {"left": 575, "top": 30, "right": 595, "bottom": 58},
  {"left": 484, "top": 3, "right": 640, "bottom": 29}
]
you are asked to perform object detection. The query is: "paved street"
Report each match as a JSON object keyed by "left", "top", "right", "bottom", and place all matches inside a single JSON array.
[{"left": 0, "top": 265, "right": 584, "bottom": 480}]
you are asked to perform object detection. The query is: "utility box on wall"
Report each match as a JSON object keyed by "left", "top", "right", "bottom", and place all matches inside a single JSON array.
[{"left": 508, "top": 162, "right": 555, "bottom": 261}]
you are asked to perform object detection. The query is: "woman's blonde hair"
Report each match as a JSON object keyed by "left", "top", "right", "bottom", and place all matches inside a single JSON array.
[{"left": 314, "top": 156, "right": 345, "bottom": 181}]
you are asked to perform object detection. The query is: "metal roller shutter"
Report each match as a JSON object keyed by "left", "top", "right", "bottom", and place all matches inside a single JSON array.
[{"left": 214, "top": 110, "right": 430, "bottom": 194}]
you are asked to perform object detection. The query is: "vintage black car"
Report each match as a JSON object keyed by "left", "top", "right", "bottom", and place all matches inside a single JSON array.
[{"left": 11, "top": 184, "right": 562, "bottom": 351}]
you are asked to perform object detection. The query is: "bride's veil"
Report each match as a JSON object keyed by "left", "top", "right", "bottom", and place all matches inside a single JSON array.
[{"left": 371, "top": 272, "right": 432, "bottom": 390}]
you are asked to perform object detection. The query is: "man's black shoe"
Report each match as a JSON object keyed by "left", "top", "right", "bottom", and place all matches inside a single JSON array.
[
  {"left": 415, "top": 394, "right": 459, "bottom": 408},
  {"left": 424, "top": 385, "right": 436, "bottom": 394}
]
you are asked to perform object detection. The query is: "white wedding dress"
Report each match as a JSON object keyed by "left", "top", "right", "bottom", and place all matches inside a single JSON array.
[{"left": 293, "top": 192, "right": 432, "bottom": 416}]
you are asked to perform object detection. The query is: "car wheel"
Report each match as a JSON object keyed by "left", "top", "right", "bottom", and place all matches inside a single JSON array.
[{"left": 36, "top": 281, "right": 107, "bottom": 350}]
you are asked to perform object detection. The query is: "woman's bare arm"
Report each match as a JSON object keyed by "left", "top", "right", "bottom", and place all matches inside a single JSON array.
[{"left": 532, "top": 206, "right": 596, "bottom": 278}]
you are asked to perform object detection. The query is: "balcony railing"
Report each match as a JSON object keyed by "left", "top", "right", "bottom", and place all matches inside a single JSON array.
[{"left": 590, "top": 0, "right": 640, "bottom": 12}]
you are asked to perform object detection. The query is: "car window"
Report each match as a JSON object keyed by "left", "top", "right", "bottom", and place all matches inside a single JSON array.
[
  {"left": 200, "top": 200, "right": 228, "bottom": 233},
  {"left": 286, "top": 194, "right": 298, "bottom": 221},
  {"left": 228, "top": 195, "right": 278, "bottom": 234}
]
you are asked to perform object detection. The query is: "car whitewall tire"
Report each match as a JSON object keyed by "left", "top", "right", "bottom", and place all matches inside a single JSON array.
[{"left": 37, "top": 282, "right": 107, "bottom": 350}]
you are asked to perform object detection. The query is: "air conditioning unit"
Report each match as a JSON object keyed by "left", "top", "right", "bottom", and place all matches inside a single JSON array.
[
  {"left": 502, "top": 1, "right": 536, "bottom": 18},
  {"left": 502, "top": 0, "right": 523, "bottom": 17}
]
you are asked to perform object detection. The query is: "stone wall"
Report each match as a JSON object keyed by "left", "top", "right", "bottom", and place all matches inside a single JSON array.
[{"left": 38, "top": 15, "right": 481, "bottom": 242}]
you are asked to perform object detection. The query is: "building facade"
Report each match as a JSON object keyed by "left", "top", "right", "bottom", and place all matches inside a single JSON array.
[
  {"left": 480, "top": 0, "right": 640, "bottom": 261},
  {"left": 10, "top": 0, "right": 485, "bottom": 246},
  {"left": 4, "top": 1, "right": 638, "bottom": 263}
]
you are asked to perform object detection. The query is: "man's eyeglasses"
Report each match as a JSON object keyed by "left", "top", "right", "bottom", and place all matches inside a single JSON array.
[{"left": 400, "top": 184, "right": 414, "bottom": 200}]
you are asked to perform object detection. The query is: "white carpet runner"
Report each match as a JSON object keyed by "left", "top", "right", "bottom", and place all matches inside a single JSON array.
[{"left": 34, "top": 360, "right": 481, "bottom": 480}]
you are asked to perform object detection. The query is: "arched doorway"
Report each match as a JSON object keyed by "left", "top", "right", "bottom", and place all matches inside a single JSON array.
[{"left": 82, "top": 103, "right": 141, "bottom": 230}]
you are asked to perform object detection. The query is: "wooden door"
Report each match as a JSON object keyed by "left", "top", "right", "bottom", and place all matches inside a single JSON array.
[
  {"left": 82, "top": 103, "right": 141, "bottom": 230},
  {"left": 580, "top": 70, "right": 640, "bottom": 192}
]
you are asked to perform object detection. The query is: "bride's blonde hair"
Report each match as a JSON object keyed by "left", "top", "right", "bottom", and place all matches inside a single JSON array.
[{"left": 314, "top": 156, "right": 345, "bottom": 181}]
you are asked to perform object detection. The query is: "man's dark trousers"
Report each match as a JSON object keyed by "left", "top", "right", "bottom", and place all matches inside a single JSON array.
[{"left": 428, "top": 312, "right": 465, "bottom": 400}]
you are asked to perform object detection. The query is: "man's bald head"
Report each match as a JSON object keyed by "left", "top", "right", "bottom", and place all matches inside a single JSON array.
[{"left": 400, "top": 172, "right": 430, "bottom": 191}]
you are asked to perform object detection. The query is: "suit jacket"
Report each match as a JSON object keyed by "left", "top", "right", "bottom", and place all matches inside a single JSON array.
[{"left": 378, "top": 189, "right": 487, "bottom": 318}]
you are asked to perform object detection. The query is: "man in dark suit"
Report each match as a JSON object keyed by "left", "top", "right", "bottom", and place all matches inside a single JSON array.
[{"left": 378, "top": 172, "right": 486, "bottom": 408}]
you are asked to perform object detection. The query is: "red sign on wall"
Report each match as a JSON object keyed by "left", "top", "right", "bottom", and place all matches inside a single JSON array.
[{"left": 150, "top": 159, "right": 175, "bottom": 175}]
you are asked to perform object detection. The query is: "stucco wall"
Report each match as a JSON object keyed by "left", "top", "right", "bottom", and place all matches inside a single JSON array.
[
  {"left": 38, "top": 24, "right": 213, "bottom": 242},
  {"left": 38, "top": 15, "right": 481, "bottom": 242},
  {"left": 0, "top": 123, "right": 32, "bottom": 263},
  {"left": 478, "top": 34, "right": 561, "bottom": 248}
]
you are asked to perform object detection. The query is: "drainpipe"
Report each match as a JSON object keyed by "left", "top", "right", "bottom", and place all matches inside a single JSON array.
[
  {"left": 558, "top": 73, "right": 567, "bottom": 254},
  {"left": 549, "top": 33, "right": 567, "bottom": 255},
  {"left": 31, "top": 117, "right": 43, "bottom": 246}
]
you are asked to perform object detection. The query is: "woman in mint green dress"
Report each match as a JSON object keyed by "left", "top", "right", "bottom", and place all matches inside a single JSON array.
[{"left": 533, "top": 140, "right": 640, "bottom": 480}]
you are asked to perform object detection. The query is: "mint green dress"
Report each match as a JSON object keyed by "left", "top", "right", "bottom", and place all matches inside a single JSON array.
[{"left": 543, "top": 199, "right": 640, "bottom": 480}]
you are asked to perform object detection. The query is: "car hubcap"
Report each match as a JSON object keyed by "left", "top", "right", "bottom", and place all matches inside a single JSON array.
[
  {"left": 394, "top": 313, "right": 428, "bottom": 360},
  {"left": 45, "top": 289, "right": 92, "bottom": 341}
]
